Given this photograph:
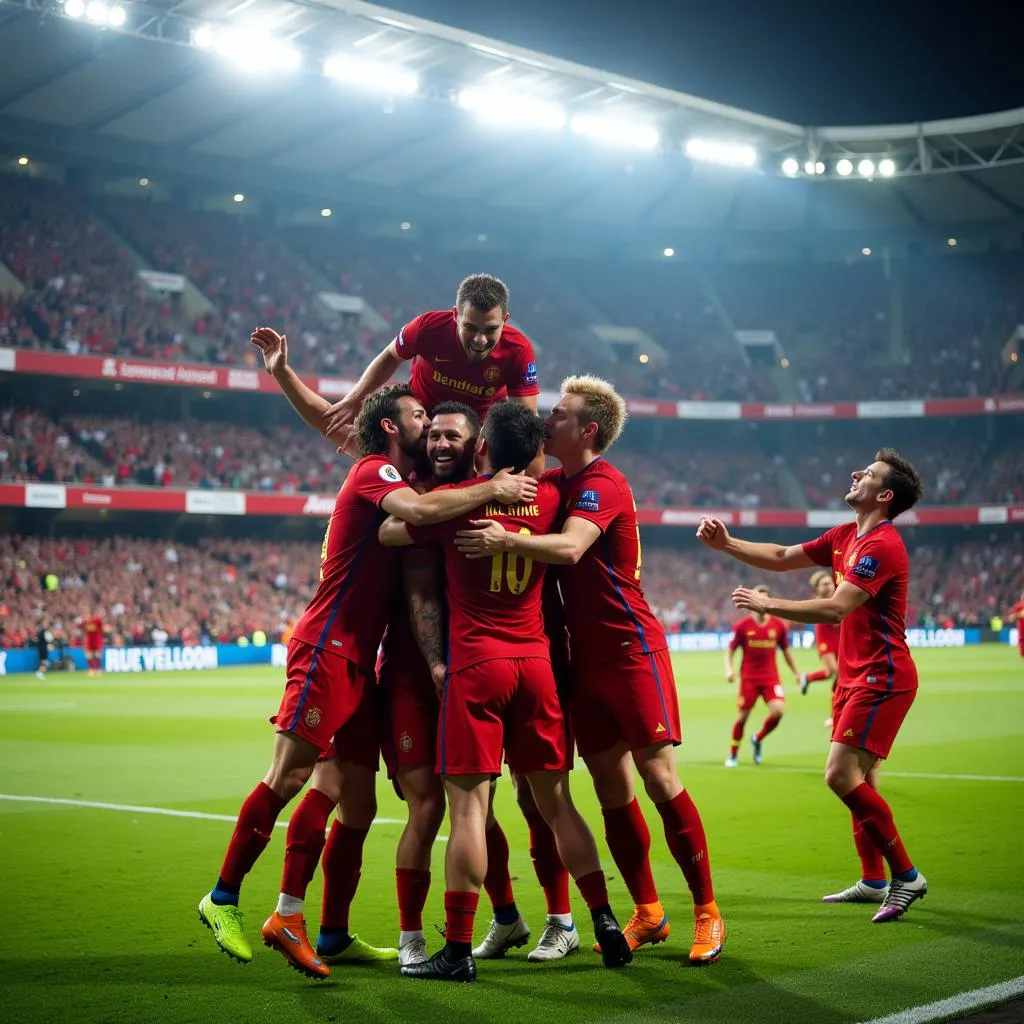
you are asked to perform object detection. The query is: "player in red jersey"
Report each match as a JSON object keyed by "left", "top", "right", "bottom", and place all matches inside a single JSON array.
[
  {"left": 1008, "top": 591, "right": 1024, "bottom": 658},
  {"left": 697, "top": 448, "right": 928, "bottom": 923},
  {"left": 321, "top": 274, "right": 539, "bottom": 447},
  {"left": 83, "top": 613, "right": 104, "bottom": 677},
  {"left": 455, "top": 376, "right": 725, "bottom": 966},
  {"left": 800, "top": 570, "right": 841, "bottom": 727},
  {"left": 724, "top": 586, "right": 799, "bottom": 767},
  {"left": 380, "top": 401, "right": 631, "bottom": 982},
  {"left": 377, "top": 401, "right": 482, "bottom": 968},
  {"left": 197, "top": 328, "right": 538, "bottom": 977}
]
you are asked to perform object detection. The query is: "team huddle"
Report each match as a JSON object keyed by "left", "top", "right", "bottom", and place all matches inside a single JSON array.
[{"left": 197, "top": 274, "right": 930, "bottom": 984}]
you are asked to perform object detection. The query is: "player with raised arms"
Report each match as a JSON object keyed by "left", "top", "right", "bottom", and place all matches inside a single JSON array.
[
  {"left": 697, "top": 449, "right": 928, "bottom": 922},
  {"left": 455, "top": 376, "right": 726, "bottom": 966},
  {"left": 196, "top": 328, "right": 537, "bottom": 977},
  {"left": 724, "top": 585, "right": 799, "bottom": 767}
]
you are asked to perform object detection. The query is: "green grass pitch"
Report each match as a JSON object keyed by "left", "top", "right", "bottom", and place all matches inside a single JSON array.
[{"left": 1, "top": 646, "right": 1022, "bottom": 1024}]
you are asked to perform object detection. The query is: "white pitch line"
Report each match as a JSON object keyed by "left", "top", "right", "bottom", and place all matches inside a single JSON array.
[
  {"left": 2, "top": 702, "right": 78, "bottom": 711},
  {"left": 860, "top": 974, "right": 1024, "bottom": 1024},
  {"left": 0, "top": 793, "right": 411, "bottom": 831},
  {"left": 692, "top": 764, "right": 1024, "bottom": 784}
]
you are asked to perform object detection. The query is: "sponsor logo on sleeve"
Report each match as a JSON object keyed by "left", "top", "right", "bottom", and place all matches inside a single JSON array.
[
  {"left": 523, "top": 360, "right": 538, "bottom": 386},
  {"left": 379, "top": 463, "right": 403, "bottom": 484},
  {"left": 574, "top": 488, "right": 600, "bottom": 513},
  {"left": 851, "top": 555, "right": 879, "bottom": 580}
]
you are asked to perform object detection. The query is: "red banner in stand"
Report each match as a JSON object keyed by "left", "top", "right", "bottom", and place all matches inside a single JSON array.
[
  {"left": 2, "top": 482, "right": 1022, "bottom": 527},
  {"left": 2, "top": 348, "right": 1021, "bottom": 421}
]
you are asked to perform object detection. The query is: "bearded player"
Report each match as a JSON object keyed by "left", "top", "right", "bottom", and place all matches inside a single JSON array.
[
  {"left": 724, "top": 585, "right": 799, "bottom": 767},
  {"left": 800, "top": 570, "right": 841, "bottom": 727},
  {"left": 455, "top": 376, "right": 725, "bottom": 966},
  {"left": 196, "top": 328, "right": 537, "bottom": 975},
  {"left": 697, "top": 449, "right": 928, "bottom": 923},
  {"left": 322, "top": 274, "right": 539, "bottom": 449}
]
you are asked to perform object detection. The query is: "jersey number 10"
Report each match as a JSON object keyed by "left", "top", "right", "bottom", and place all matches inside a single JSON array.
[{"left": 490, "top": 528, "right": 534, "bottom": 595}]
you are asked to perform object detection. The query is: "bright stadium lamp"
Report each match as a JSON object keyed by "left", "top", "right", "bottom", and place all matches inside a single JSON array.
[
  {"left": 684, "top": 138, "right": 757, "bottom": 169},
  {"left": 878, "top": 157, "right": 896, "bottom": 177},
  {"left": 814, "top": 161, "right": 825, "bottom": 175},
  {"left": 858, "top": 158, "right": 876, "bottom": 178},
  {"left": 85, "top": 1, "right": 108, "bottom": 23},
  {"left": 781, "top": 157, "right": 799, "bottom": 176},
  {"left": 323, "top": 56, "right": 419, "bottom": 96},
  {"left": 836, "top": 158, "right": 853, "bottom": 176},
  {"left": 569, "top": 114, "right": 659, "bottom": 151},
  {"left": 803, "top": 160, "right": 818, "bottom": 176},
  {"left": 457, "top": 88, "right": 567, "bottom": 131},
  {"left": 64, "top": 0, "right": 85, "bottom": 17},
  {"left": 214, "top": 31, "right": 301, "bottom": 72},
  {"left": 192, "top": 26, "right": 215, "bottom": 49},
  {"left": 106, "top": 4, "right": 126, "bottom": 26}
]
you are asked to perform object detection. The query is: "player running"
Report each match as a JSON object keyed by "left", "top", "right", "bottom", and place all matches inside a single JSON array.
[
  {"left": 697, "top": 448, "right": 928, "bottom": 923},
  {"left": 1009, "top": 590, "right": 1024, "bottom": 659},
  {"left": 380, "top": 401, "right": 631, "bottom": 982},
  {"left": 83, "top": 613, "right": 104, "bottom": 677},
  {"left": 724, "top": 586, "right": 799, "bottom": 767},
  {"left": 196, "top": 328, "right": 537, "bottom": 976},
  {"left": 455, "top": 376, "right": 725, "bottom": 966},
  {"left": 321, "top": 273, "right": 539, "bottom": 448},
  {"left": 800, "top": 570, "right": 841, "bottom": 727}
]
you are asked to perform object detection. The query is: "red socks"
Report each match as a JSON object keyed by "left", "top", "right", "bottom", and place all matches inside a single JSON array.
[
  {"left": 806, "top": 669, "right": 831, "bottom": 683},
  {"left": 218, "top": 781, "right": 287, "bottom": 889},
  {"left": 655, "top": 790, "right": 714, "bottom": 906},
  {"left": 601, "top": 797, "right": 659, "bottom": 905},
  {"left": 396, "top": 868, "right": 432, "bottom": 931},
  {"left": 852, "top": 814, "right": 887, "bottom": 881},
  {"left": 280, "top": 788, "right": 334, "bottom": 899},
  {"left": 756, "top": 714, "right": 782, "bottom": 742},
  {"left": 524, "top": 809, "right": 571, "bottom": 916},
  {"left": 730, "top": 718, "right": 745, "bottom": 757},
  {"left": 841, "top": 782, "right": 914, "bottom": 875},
  {"left": 483, "top": 822, "right": 515, "bottom": 909},
  {"left": 575, "top": 870, "right": 610, "bottom": 911},
  {"left": 320, "top": 821, "right": 369, "bottom": 930},
  {"left": 444, "top": 890, "right": 479, "bottom": 945}
]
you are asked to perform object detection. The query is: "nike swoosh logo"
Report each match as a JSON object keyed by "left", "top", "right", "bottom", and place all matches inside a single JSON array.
[{"left": 282, "top": 928, "right": 301, "bottom": 944}]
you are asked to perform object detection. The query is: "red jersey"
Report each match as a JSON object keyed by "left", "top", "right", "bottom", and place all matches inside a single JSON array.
[
  {"left": 83, "top": 615, "right": 104, "bottom": 649},
  {"left": 802, "top": 521, "right": 918, "bottom": 692},
  {"left": 1012, "top": 602, "right": 1024, "bottom": 632},
  {"left": 815, "top": 622, "right": 841, "bottom": 654},
  {"left": 377, "top": 547, "right": 435, "bottom": 685},
  {"left": 729, "top": 616, "right": 788, "bottom": 682},
  {"left": 553, "top": 458, "right": 667, "bottom": 669},
  {"left": 409, "top": 477, "right": 560, "bottom": 673},
  {"left": 291, "top": 455, "right": 408, "bottom": 670},
  {"left": 395, "top": 309, "right": 539, "bottom": 417}
]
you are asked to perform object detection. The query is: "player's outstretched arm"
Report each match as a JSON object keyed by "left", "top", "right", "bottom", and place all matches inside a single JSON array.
[
  {"left": 454, "top": 515, "right": 600, "bottom": 565},
  {"left": 733, "top": 581, "right": 868, "bottom": 625},
  {"left": 378, "top": 515, "right": 414, "bottom": 547},
  {"left": 509, "top": 394, "right": 539, "bottom": 413},
  {"left": 403, "top": 548, "right": 447, "bottom": 687},
  {"left": 723, "top": 646, "right": 736, "bottom": 683},
  {"left": 251, "top": 327, "right": 349, "bottom": 444},
  {"left": 321, "top": 341, "right": 404, "bottom": 438},
  {"left": 381, "top": 470, "right": 538, "bottom": 528},
  {"left": 697, "top": 517, "right": 814, "bottom": 572}
]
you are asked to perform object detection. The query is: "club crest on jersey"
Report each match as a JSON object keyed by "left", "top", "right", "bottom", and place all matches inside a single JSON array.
[
  {"left": 484, "top": 364, "right": 501, "bottom": 383},
  {"left": 575, "top": 489, "right": 600, "bottom": 512},
  {"left": 379, "top": 463, "right": 402, "bottom": 484},
  {"left": 851, "top": 555, "right": 879, "bottom": 579},
  {"left": 524, "top": 361, "right": 538, "bottom": 385},
  {"left": 399, "top": 731, "right": 413, "bottom": 753},
  {"left": 305, "top": 706, "right": 323, "bottom": 728}
]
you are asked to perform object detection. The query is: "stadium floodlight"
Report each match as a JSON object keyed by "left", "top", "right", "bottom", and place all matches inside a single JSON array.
[
  {"left": 947, "top": 237, "right": 957, "bottom": 247},
  {"left": 233, "top": 193, "right": 245, "bottom": 203},
  {"left": 106, "top": 4, "right": 126, "bottom": 27},
  {"left": 878, "top": 157, "right": 896, "bottom": 177},
  {"left": 684, "top": 138, "right": 757, "bottom": 169},
  {"left": 803, "top": 160, "right": 817, "bottom": 176},
  {"left": 662, "top": 247, "right": 674, "bottom": 257},
  {"left": 64, "top": 0, "right": 85, "bottom": 17},
  {"left": 457, "top": 88, "right": 567, "bottom": 131},
  {"left": 858, "top": 158, "right": 876, "bottom": 178},
  {"left": 17, "top": 156, "right": 29, "bottom": 166},
  {"left": 323, "top": 56, "right": 419, "bottom": 96},
  {"left": 569, "top": 114, "right": 659, "bottom": 151},
  {"left": 836, "top": 158, "right": 853, "bottom": 176},
  {"left": 320, "top": 208, "right": 332, "bottom": 218},
  {"left": 192, "top": 26, "right": 215, "bottom": 49},
  {"left": 781, "top": 157, "right": 799, "bottom": 177},
  {"left": 861, "top": 247, "right": 872, "bottom": 256},
  {"left": 815, "top": 161, "right": 825, "bottom": 175},
  {"left": 86, "top": 1, "right": 108, "bottom": 23},
  {"left": 210, "top": 30, "right": 302, "bottom": 72}
]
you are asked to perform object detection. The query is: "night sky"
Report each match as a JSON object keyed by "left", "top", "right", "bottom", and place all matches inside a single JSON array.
[{"left": 383, "top": 0, "right": 1023, "bottom": 126}]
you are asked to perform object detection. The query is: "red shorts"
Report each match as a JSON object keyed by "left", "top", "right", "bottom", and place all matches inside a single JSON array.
[
  {"left": 379, "top": 671, "right": 439, "bottom": 779},
  {"left": 831, "top": 683, "right": 916, "bottom": 760},
  {"left": 272, "top": 638, "right": 378, "bottom": 768},
  {"left": 570, "top": 648, "right": 681, "bottom": 758},
  {"left": 439, "top": 656, "right": 569, "bottom": 777},
  {"left": 738, "top": 678, "right": 785, "bottom": 711}
]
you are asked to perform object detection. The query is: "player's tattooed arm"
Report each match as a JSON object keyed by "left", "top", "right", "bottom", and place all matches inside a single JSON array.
[{"left": 404, "top": 547, "right": 446, "bottom": 672}]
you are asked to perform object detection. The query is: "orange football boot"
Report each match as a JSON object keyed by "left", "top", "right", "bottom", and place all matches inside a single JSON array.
[
  {"left": 688, "top": 902, "right": 725, "bottom": 965},
  {"left": 261, "top": 912, "right": 330, "bottom": 978},
  {"left": 593, "top": 902, "right": 670, "bottom": 953}
]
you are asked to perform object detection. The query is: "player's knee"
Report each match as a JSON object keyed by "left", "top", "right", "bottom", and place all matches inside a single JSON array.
[
  {"left": 824, "top": 761, "right": 852, "bottom": 794},
  {"left": 514, "top": 778, "right": 539, "bottom": 816},
  {"left": 265, "top": 763, "right": 313, "bottom": 801},
  {"left": 409, "top": 789, "right": 446, "bottom": 835}
]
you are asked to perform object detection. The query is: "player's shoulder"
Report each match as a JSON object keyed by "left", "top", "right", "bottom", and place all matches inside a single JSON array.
[
  {"left": 499, "top": 321, "right": 535, "bottom": 351},
  {"left": 350, "top": 455, "right": 405, "bottom": 487},
  {"left": 413, "top": 309, "right": 454, "bottom": 333},
  {"left": 397, "top": 309, "right": 452, "bottom": 350}
]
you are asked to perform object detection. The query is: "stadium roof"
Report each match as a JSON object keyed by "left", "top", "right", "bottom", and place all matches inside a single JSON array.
[{"left": 2, "top": 0, "right": 1024, "bottom": 238}]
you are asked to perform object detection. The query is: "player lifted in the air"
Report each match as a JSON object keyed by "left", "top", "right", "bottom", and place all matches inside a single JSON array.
[
  {"left": 800, "top": 570, "right": 841, "bottom": 727},
  {"left": 724, "top": 585, "right": 799, "bottom": 767},
  {"left": 321, "top": 273, "right": 539, "bottom": 447},
  {"left": 697, "top": 448, "right": 928, "bottom": 923}
]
